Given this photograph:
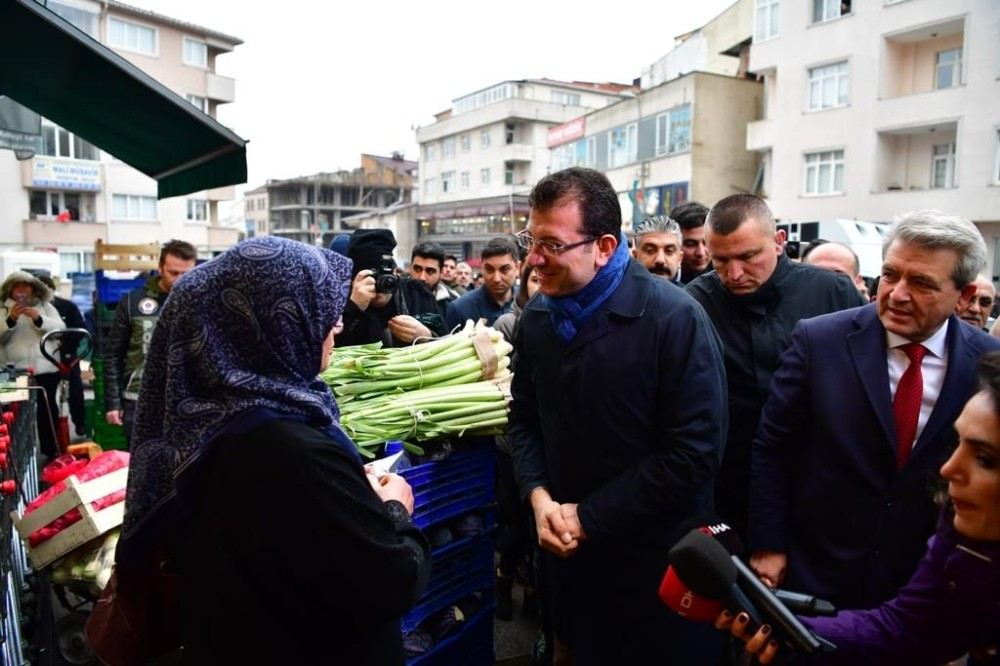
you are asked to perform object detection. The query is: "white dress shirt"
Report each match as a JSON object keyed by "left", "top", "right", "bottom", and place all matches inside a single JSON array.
[{"left": 886, "top": 320, "right": 949, "bottom": 450}]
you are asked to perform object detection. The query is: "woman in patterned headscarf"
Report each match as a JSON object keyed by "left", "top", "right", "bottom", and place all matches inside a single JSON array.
[{"left": 112, "top": 237, "right": 429, "bottom": 665}]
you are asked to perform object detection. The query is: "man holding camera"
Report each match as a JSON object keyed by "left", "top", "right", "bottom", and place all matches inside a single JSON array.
[{"left": 339, "top": 229, "right": 445, "bottom": 347}]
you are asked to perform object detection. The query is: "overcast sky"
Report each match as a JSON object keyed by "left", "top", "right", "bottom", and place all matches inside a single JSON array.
[{"left": 127, "top": 0, "right": 737, "bottom": 191}]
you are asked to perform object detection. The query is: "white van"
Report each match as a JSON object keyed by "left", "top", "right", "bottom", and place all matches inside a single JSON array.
[
  {"left": 0, "top": 250, "right": 61, "bottom": 282},
  {"left": 777, "top": 219, "right": 890, "bottom": 279}
]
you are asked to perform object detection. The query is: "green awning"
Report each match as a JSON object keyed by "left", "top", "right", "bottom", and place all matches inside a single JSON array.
[{"left": 0, "top": 0, "right": 247, "bottom": 199}]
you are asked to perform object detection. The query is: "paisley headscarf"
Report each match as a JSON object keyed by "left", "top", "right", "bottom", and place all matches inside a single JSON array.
[{"left": 119, "top": 236, "right": 352, "bottom": 557}]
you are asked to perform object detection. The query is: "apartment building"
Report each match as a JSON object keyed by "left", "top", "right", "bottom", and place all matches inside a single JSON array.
[
  {"left": 415, "top": 79, "right": 634, "bottom": 262},
  {"left": 747, "top": 0, "right": 1000, "bottom": 271},
  {"left": 548, "top": 0, "right": 760, "bottom": 229},
  {"left": 254, "top": 153, "right": 417, "bottom": 248},
  {"left": 549, "top": 72, "right": 762, "bottom": 230},
  {"left": 0, "top": 0, "right": 242, "bottom": 272}
]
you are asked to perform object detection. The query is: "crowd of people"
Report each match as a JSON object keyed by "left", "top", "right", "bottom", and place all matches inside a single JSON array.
[{"left": 3, "top": 165, "right": 999, "bottom": 665}]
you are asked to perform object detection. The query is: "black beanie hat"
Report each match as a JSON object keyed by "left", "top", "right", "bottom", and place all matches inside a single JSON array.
[{"left": 347, "top": 229, "right": 397, "bottom": 277}]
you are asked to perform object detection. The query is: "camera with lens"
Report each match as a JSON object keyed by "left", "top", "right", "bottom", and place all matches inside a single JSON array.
[{"left": 374, "top": 254, "right": 400, "bottom": 294}]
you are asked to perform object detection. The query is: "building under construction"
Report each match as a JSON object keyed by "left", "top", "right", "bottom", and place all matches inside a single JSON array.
[{"left": 262, "top": 153, "right": 417, "bottom": 247}]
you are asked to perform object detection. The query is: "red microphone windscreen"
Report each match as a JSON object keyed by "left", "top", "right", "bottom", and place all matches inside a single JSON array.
[{"left": 658, "top": 566, "right": 725, "bottom": 622}]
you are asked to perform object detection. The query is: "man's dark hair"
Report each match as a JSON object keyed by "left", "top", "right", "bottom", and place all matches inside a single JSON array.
[
  {"left": 160, "top": 239, "right": 197, "bottom": 265},
  {"left": 481, "top": 237, "right": 519, "bottom": 262},
  {"left": 670, "top": 201, "right": 710, "bottom": 231},
  {"left": 411, "top": 241, "right": 445, "bottom": 269},
  {"left": 706, "top": 194, "right": 775, "bottom": 236},
  {"left": 528, "top": 167, "right": 621, "bottom": 239},
  {"left": 444, "top": 254, "right": 458, "bottom": 265}
]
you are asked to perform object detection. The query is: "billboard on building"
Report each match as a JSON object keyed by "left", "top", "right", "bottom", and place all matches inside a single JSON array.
[{"left": 32, "top": 157, "right": 100, "bottom": 190}]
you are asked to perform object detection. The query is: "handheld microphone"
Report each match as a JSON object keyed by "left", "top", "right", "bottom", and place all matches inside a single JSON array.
[
  {"left": 691, "top": 519, "right": 838, "bottom": 618},
  {"left": 667, "top": 529, "right": 831, "bottom": 654}
]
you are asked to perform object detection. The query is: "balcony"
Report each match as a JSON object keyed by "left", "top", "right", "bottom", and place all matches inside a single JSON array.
[
  {"left": 23, "top": 219, "right": 107, "bottom": 247},
  {"left": 206, "top": 72, "right": 235, "bottom": 104},
  {"left": 873, "top": 121, "right": 958, "bottom": 194},
  {"left": 206, "top": 225, "right": 240, "bottom": 251},
  {"left": 746, "top": 119, "right": 775, "bottom": 151},
  {"left": 880, "top": 18, "right": 964, "bottom": 100},
  {"left": 204, "top": 184, "right": 236, "bottom": 201},
  {"left": 502, "top": 143, "right": 535, "bottom": 163}
]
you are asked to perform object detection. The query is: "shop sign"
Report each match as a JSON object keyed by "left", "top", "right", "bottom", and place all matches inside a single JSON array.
[{"left": 32, "top": 157, "right": 101, "bottom": 191}]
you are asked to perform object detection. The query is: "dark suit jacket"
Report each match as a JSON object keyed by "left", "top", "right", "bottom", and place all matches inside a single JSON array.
[{"left": 750, "top": 305, "right": 1000, "bottom": 609}]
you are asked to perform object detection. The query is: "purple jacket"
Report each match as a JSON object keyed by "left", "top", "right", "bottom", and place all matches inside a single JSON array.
[{"left": 801, "top": 516, "right": 1000, "bottom": 664}]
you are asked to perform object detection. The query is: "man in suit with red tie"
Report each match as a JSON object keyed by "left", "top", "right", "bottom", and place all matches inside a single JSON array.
[{"left": 748, "top": 210, "right": 1000, "bottom": 610}]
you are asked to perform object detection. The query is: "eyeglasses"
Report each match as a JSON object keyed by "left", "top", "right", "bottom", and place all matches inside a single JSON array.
[{"left": 514, "top": 230, "right": 598, "bottom": 256}]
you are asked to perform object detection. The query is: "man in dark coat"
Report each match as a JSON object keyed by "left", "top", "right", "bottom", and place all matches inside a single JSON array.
[
  {"left": 508, "top": 167, "right": 728, "bottom": 664},
  {"left": 750, "top": 210, "right": 1000, "bottom": 610},
  {"left": 686, "top": 195, "right": 865, "bottom": 537}
]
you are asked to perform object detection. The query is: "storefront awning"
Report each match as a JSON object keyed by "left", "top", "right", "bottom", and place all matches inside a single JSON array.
[{"left": 0, "top": 0, "right": 247, "bottom": 199}]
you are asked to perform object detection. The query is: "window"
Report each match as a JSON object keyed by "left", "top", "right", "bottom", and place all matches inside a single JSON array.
[
  {"left": 112, "top": 194, "right": 157, "bottom": 220},
  {"left": 40, "top": 123, "right": 98, "bottom": 160},
  {"left": 586, "top": 136, "right": 596, "bottom": 167},
  {"left": 442, "top": 137, "right": 456, "bottom": 158},
  {"left": 424, "top": 144, "right": 436, "bottom": 161},
  {"left": 930, "top": 143, "right": 956, "bottom": 189},
  {"left": 935, "top": 49, "right": 962, "bottom": 89},
  {"left": 49, "top": 1, "right": 98, "bottom": 36},
  {"left": 108, "top": 17, "right": 156, "bottom": 56},
  {"left": 424, "top": 178, "right": 435, "bottom": 196},
  {"left": 460, "top": 171, "right": 470, "bottom": 190},
  {"left": 183, "top": 38, "right": 208, "bottom": 67},
  {"left": 30, "top": 191, "right": 94, "bottom": 222},
  {"left": 441, "top": 171, "right": 455, "bottom": 193},
  {"left": 655, "top": 105, "right": 692, "bottom": 156},
  {"left": 608, "top": 123, "right": 637, "bottom": 168},
  {"left": 813, "top": 0, "right": 849, "bottom": 23},
  {"left": 186, "top": 94, "right": 208, "bottom": 113},
  {"left": 187, "top": 199, "right": 208, "bottom": 221},
  {"left": 481, "top": 129, "right": 492, "bottom": 148},
  {"left": 460, "top": 134, "right": 471, "bottom": 152},
  {"left": 755, "top": 0, "right": 780, "bottom": 42},
  {"left": 551, "top": 144, "right": 574, "bottom": 171},
  {"left": 804, "top": 150, "right": 844, "bottom": 195},
  {"left": 481, "top": 168, "right": 491, "bottom": 186},
  {"left": 808, "top": 61, "right": 849, "bottom": 110},
  {"left": 504, "top": 161, "right": 515, "bottom": 186},
  {"left": 453, "top": 82, "right": 513, "bottom": 114},
  {"left": 60, "top": 252, "right": 94, "bottom": 275},
  {"left": 551, "top": 90, "right": 581, "bottom": 106},
  {"left": 505, "top": 123, "right": 516, "bottom": 145}
]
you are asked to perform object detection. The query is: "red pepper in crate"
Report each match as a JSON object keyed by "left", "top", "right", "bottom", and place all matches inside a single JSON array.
[
  {"left": 42, "top": 454, "right": 90, "bottom": 485},
  {"left": 25, "top": 450, "right": 129, "bottom": 548}
]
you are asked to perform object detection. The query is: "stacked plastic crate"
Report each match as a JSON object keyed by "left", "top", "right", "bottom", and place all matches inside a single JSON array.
[
  {"left": 398, "top": 439, "right": 496, "bottom": 666},
  {"left": 88, "top": 241, "right": 161, "bottom": 451}
]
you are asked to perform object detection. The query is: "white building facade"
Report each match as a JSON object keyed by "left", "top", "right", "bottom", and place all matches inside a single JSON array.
[
  {"left": 746, "top": 0, "right": 1000, "bottom": 273},
  {"left": 0, "top": 0, "right": 242, "bottom": 274},
  {"left": 414, "top": 79, "right": 633, "bottom": 262}
]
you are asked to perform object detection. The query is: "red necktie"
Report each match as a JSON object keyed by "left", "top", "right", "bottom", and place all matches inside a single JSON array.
[{"left": 893, "top": 342, "right": 927, "bottom": 469}]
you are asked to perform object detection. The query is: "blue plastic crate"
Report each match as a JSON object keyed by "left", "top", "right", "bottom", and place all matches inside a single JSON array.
[
  {"left": 402, "top": 532, "right": 494, "bottom": 633},
  {"left": 401, "top": 448, "right": 495, "bottom": 530},
  {"left": 407, "top": 603, "right": 494, "bottom": 666},
  {"left": 95, "top": 269, "right": 147, "bottom": 305}
]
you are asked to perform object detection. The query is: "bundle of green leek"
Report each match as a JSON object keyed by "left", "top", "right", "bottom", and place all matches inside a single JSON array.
[
  {"left": 321, "top": 321, "right": 514, "bottom": 457},
  {"left": 322, "top": 321, "right": 513, "bottom": 404},
  {"left": 338, "top": 378, "right": 511, "bottom": 455}
]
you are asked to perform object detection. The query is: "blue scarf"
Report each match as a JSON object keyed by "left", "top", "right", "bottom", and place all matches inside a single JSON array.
[
  {"left": 120, "top": 236, "right": 353, "bottom": 562},
  {"left": 543, "top": 233, "right": 630, "bottom": 343}
]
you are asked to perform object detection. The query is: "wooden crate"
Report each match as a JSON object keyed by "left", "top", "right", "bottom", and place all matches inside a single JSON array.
[
  {"left": 94, "top": 240, "right": 160, "bottom": 271},
  {"left": 11, "top": 467, "right": 128, "bottom": 569}
]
